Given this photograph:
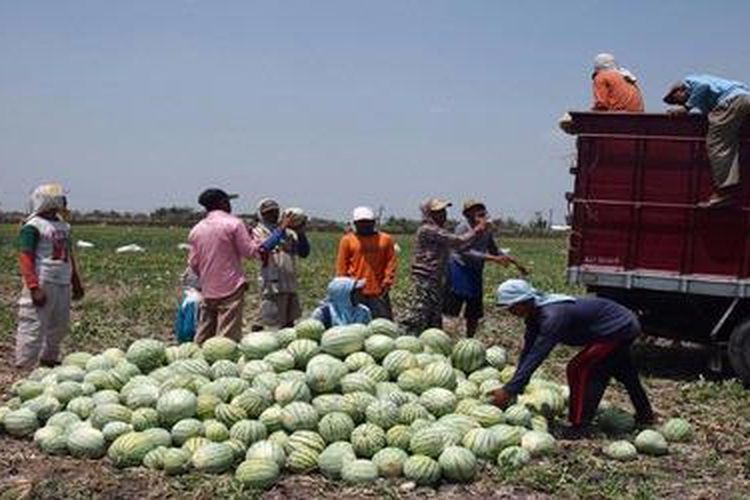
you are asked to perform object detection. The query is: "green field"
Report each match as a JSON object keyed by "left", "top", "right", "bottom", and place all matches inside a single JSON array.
[{"left": 1, "top": 224, "right": 749, "bottom": 499}]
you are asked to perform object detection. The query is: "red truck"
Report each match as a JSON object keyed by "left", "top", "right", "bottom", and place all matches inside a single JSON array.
[{"left": 565, "top": 112, "right": 750, "bottom": 384}]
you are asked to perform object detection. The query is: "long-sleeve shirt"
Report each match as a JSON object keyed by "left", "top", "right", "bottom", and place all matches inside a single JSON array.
[
  {"left": 682, "top": 74, "right": 750, "bottom": 115},
  {"left": 411, "top": 222, "right": 480, "bottom": 285},
  {"left": 592, "top": 70, "right": 644, "bottom": 112},
  {"left": 252, "top": 223, "right": 310, "bottom": 294},
  {"left": 504, "top": 298, "right": 639, "bottom": 395},
  {"left": 448, "top": 222, "right": 501, "bottom": 298},
  {"left": 188, "top": 210, "right": 284, "bottom": 299},
  {"left": 335, "top": 231, "right": 397, "bottom": 297}
]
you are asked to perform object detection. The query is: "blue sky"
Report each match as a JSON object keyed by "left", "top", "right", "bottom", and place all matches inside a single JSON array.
[{"left": 1, "top": 1, "right": 748, "bottom": 222}]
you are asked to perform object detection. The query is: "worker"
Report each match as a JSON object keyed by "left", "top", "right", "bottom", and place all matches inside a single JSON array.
[
  {"left": 591, "top": 53, "right": 644, "bottom": 112},
  {"left": 399, "top": 198, "right": 488, "bottom": 333},
  {"left": 335, "top": 206, "right": 397, "bottom": 319},
  {"left": 664, "top": 75, "right": 750, "bottom": 208},
  {"left": 311, "top": 277, "right": 372, "bottom": 328},
  {"left": 188, "top": 189, "right": 290, "bottom": 343},
  {"left": 444, "top": 200, "right": 527, "bottom": 337},
  {"left": 16, "top": 184, "right": 85, "bottom": 369},
  {"left": 490, "top": 279, "right": 654, "bottom": 440},
  {"left": 252, "top": 198, "right": 310, "bottom": 330}
]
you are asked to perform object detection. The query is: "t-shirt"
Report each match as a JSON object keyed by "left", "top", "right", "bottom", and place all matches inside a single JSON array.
[
  {"left": 448, "top": 222, "right": 501, "bottom": 298},
  {"left": 335, "top": 231, "right": 397, "bottom": 297},
  {"left": 592, "top": 70, "right": 644, "bottom": 112},
  {"left": 504, "top": 298, "right": 639, "bottom": 394}
]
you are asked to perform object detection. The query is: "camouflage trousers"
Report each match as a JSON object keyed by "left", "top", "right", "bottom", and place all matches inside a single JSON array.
[{"left": 399, "top": 278, "right": 444, "bottom": 334}]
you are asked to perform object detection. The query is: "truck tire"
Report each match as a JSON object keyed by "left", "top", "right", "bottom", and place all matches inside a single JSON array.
[{"left": 728, "top": 320, "right": 750, "bottom": 386}]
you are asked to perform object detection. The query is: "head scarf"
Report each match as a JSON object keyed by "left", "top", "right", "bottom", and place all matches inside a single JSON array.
[
  {"left": 593, "top": 53, "right": 638, "bottom": 83},
  {"left": 322, "top": 277, "right": 368, "bottom": 326},
  {"left": 27, "top": 183, "right": 67, "bottom": 221},
  {"left": 496, "top": 279, "right": 575, "bottom": 308}
]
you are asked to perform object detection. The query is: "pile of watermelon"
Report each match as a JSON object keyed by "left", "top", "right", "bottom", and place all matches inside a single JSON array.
[{"left": 0, "top": 319, "right": 692, "bottom": 489}]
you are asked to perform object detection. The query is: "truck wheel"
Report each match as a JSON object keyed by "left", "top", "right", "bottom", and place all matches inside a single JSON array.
[{"left": 728, "top": 320, "right": 750, "bottom": 386}]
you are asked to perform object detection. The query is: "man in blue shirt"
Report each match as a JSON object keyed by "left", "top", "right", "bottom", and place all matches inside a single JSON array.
[
  {"left": 444, "top": 200, "right": 526, "bottom": 337},
  {"left": 664, "top": 74, "right": 750, "bottom": 208},
  {"left": 490, "top": 279, "right": 654, "bottom": 440}
]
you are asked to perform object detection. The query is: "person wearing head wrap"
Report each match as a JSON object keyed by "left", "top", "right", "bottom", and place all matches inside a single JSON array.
[
  {"left": 591, "top": 53, "right": 644, "bottom": 112},
  {"left": 490, "top": 279, "right": 653, "bottom": 439},
  {"left": 664, "top": 74, "right": 750, "bottom": 207},
  {"left": 311, "top": 277, "right": 372, "bottom": 329},
  {"left": 251, "top": 198, "right": 311, "bottom": 330},
  {"left": 188, "top": 189, "right": 291, "bottom": 343},
  {"left": 399, "top": 198, "right": 488, "bottom": 333},
  {"left": 335, "top": 206, "right": 397, "bottom": 319},
  {"left": 15, "top": 184, "right": 84, "bottom": 369}
]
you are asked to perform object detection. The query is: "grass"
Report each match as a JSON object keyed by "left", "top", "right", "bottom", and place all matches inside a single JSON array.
[{"left": 0, "top": 223, "right": 749, "bottom": 499}]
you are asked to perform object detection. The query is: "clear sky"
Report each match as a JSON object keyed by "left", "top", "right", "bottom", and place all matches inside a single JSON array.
[{"left": 1, "top": 1, "right": 748, "bottom": 222}]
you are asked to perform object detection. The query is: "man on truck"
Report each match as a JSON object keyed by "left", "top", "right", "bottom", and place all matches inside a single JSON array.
[
  {"left": 591, "top": 53, "right": 644, "bottom": 112},
  {"left": 664, "top": 74, "right": 750, "bottom": 208},
  {"left": 490, "top": 279, "right": 654, "bottom": 440}
]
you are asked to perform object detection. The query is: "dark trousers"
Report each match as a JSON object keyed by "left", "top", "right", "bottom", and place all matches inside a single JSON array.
[
  {"left": 566, "top": 337, "right": 653, "bottom": 426},
  {"left": 360, "top": 293, "right": 393, "bottom": 320}
]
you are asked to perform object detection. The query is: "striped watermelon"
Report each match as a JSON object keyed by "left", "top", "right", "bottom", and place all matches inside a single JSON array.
[
  {"left": 341, "top": 458, "right": 379, "bottom": 484},
  {"left": 394, "top": 336, "right": 423, "bottom": 353},
  {"left": 46, "top": 411, "right": 80, "bottom": 432},
  {"left": 439, "top": 446, "right": 477, "bottom": 482},
  {"left": 240, "top": 360, "right": 274, "bottom": 382},
  {"left": 451, "top": 339, "right": 486, "bottom": 373},
  {"left": 359, "top": 364, "right": 389, "bottom": 383},
  {"left": 318, "top": 412, "right": 355, "bottom": 443},
  {"left": 285, "top": 430, "right": 326, "bottom": 454},
  {"left": 438, "top": 414, "right": 481, "bottom": 438},
  {"left": 311, "top": 394, "right": 344, "bottom": 415},
  {"left": 455, "top": 381, "right": 480, "bottom": 399},
  {"left": 131, "top": 408, "right": 160, "bottom": 431},
  {"left": 345, "top": 352, "right": 375, "bottom": 371},
  {"left": 276, "top": 327, "right": 298, "bottom": 347},
  {"left": 386, "top": 425, "right": 412, "bottom": 450},
  {"left": 202, "top": 337, "right": 239, "bottom": 364},
  {"left": 418, "top": 328, "right": 453, "bottom": 356},
  {"left": 102, "top": 421, "right": 133, "bottom": 443},
  {"left": 398, "top": 403, "right": 431, "bottom": 425},
  {"left": 232, "top": 388, "right": 270, "bottom": 418},
  {"left": 364, "top": 334, "right": 396, "bottom": 361},
  {"left": 264, "top": 350, "right": 295, "bottom": 373},
  {"left": 351, "top": 423, "right": 387, "bottom": 458},
  {"left": 486, "top": 346, "right": 508, "bottom": 370},
  {"left": 340, "top": 373, "right": 376, "bottom": 395},
  {"left": 182, "top": 436, "right": 212, "bottom": 456},
  {"left": 397, "top": 368, "right": 426, "bottom": 394},
  {"left": 192, "top": 442, "right": 236, "bottom": 473},
  {"left": 90, "top": 404, "right": 132, "bottom": 430},
  {"left": 321, "top": 326, "right": 365, "bottom": 358},
  {"left": 240, "top": 332, "right": 280, "bottom": 360},
  {"left": 142, "top": 446, "right": 169, "bottom": 469},
  {"left": 419, "top": 388, "right": 457, "bottom": 417},
  {"left": 372, "top": 447, "right": 408, "bottom": 478},
  {"left": 403, "top": 454, "right": 442, "bottom": 485},
  {"left": 274, "top": 380, "right": 311, "bottom": 406},
  {"left": 108, "top": 431, "right": 160, "bottom": 468},
  {"left": 34, "top": 425, "right": 68, "bottom": 455},
  {"left": 246, "top": 439, "right": 286, "bottom": 468},
  {"left": 410, "top": 425, "right": 454, "bottom": 458},
  {"left": 235, "top": 458, "right": 280, "bottom": 489},
  {"left": 259, "top": 405, "right": 284, "bottom": 433},
  {"left": 462, "top": 427, "right": 502, "bottom": 460},
  {"left": 295, "top": 318, "right": 326, "bottom": 342},
  {"left": 423, "top": 362, "right": 457, "bottom": 390},
  {"left": 504, "top": 404, "right": 532, "bottom": 428},
  {"left": 163, "top": 448, "right": 192, "bottom": 475},
  {"left": 490, "top": 424, "right": 525, "bottom": 449},
  {"left": 286, "top": 339, "right": 320, "bottom": 369},
  {"left": 318, "top": 441, "right": 356, "bottom": 479},
  {"left": 468, "top": 404, "right": 505, "bottom": 427},
  {"left": 210, "top": 360, "right": 239, "bottom": 379},
  {"left": 157, "top": 389, "right": 197, "bottom": 427},
  {"left": 215, "top": 403, "right": 247, "bottom": 427},
  {"left": 230, "top": 420, "right": 267, "bottom": 447},
  {"left": 285, "top": 445, "right": 319, "bottom": 472},
  {"left": 365, "top": 400, "right": 399, "bottom": 429},
  {"left": 497, "top": 445, "right": 531, "bottom": 469},
  {"left": 125, "top": 338, "right": 166, "bottom": 372},
  {"left": 171, "top": 419, "right": 204, "bottom": 446},
  {"left": 66, "top": 396, "right": 95, "bottom": 420},
  {"left": 204, "top": 419, "right": 230, "bottom": 442},
  {"left": 305, "top": 355, "right": 347, "bottom": 393},
  {"left": 467, "top": 367, "right": 500, "bottom": 385},
  {"left": 341, "top": 391, "right": 378, "bottom": 423},
  {"left": 367, "top": 318, "right": 400, "bottom": 338},
  {"left": 382, "top": 350, "right": 418, "bottom": 378},
  {"left": 281, "top": 402, "right": 319, "bottom": 432}
]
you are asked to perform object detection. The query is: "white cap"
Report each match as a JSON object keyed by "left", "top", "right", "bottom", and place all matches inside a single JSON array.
[{"left": 352, "top": 206, "right": 376, "bottom": 222}]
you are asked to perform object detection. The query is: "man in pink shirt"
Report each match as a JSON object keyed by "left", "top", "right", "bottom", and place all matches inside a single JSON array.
[{"left": 188, "top": 189, "right": 289, "bottom": 343}]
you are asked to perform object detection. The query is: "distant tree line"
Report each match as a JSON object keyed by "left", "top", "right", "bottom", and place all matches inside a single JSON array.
[{"left": 0, "top": 207, "right": 563, "bottom": 236}]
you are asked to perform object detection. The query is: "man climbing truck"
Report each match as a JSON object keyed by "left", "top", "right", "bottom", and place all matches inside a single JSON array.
[{"left": 564, "top": 111, "right": 750, "bottom": 385}]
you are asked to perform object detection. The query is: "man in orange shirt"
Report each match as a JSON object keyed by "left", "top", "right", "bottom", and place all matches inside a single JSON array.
[
  {"left": 335, "top": 206, "right": 398, "bottom": 319},
  {"left": 591, "top": 53, "right": 644, "bottom": 112}
]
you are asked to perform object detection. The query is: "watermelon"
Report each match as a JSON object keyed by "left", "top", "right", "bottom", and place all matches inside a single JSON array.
[
  {"left": 462, "top": 427, "right": 502, "bottom": 460},
  {"left": 398, "top": 403, "right": 432, "bottom": 425},
  {"left": 157, "top": 389, "right": 197, "bottom": 427},
  {"left": 451, "top": 339, "right": 486, "bottom": 373},
  {"left": 91, "top": 404, "right": 132, "bottom": 430},
  {"left": 235, "top": 458, "right": 280, "bottom": 489},
  {"left": 259, "top": 405, "right": 284, "bottom": 433},
  {"left": 22, "top": 395, "right": 61, "bottom": 423},
  {"left": 419, "top": 388, "right": 457, "bottom": 417},
  {"left": 350, "top": 423, "right": 387, "bottom": 458},
  {"left": 359, "top": 364, "right": 389, "bottom": 383},
  {"left": 143, "top": 446, "right": 169, "bottom": 469},
  {"left": 240, "top": 360, "right": 274, "bottom": 382},
  {"left": 232, "top": 388, "right": 270, "bottom": 419},
  {"left": 366, "top": 400, "right": 399, "bottom": 429},
  {"left": 386, "top": 425, "right": 412, "bottom": 449},
  {"left": 246, "top": 440, "right": 286, "bottom": 468},
  {"left": 126, "top": 339, "right": 166, "bottom": 373},
  {"left": 204, "top": 419, "right": 230, "bottom": 442},
  {"left": 344, "top": 352, "right": 376, "bottom": 371},
  {"left": 497, "top": 445, "right": 531, "bottom": 469},
  {"left": 230, "top": 420, "right": 267, "bottom": 447},
  {"left": 341, "top": 459, "right": 379, "bottom": 484},
  {"left": 318, "top": 441, "right": 356, "bottom": 479},
  {"left": 63, "top": 352, "right": 93, "bottom": 369},
  {"left": 382, "top": 350, "right": 418, "bottom": 378},
  {"left": 46, "top": 411, "right": 81, "bottom": 432},
  {"left": 660, "top": 418, "right": 693, "bottom": 443},
  {"left": 285, "top": 445, "right": 319, "bottom": 472},
  {"left": 341, "top": 391, "right": 378, "bottom": 423},
  {"left": 202, "top": 337, "right": 239, "bottom": 363},
  {"left": 108, "top": 431, "right": 160, "bottom": 468},
  {"left": 455, "top": 381, "right": 480, "bottom": 399},
  {"left": 418, "top": 328, "right": 453, "bottom": 356},
  {"left": 131, "top": 407, "right": 160, "bottom": 431},
  {"left": 240, "top": 333, "right": 280, "bottom": 360},
  {"left": 468, "top": 404, "right": 505, "bottom": 427},
  {"left": 321, "top": 326, "right": 365, "bottom": 358},
  {"left": 318, "top": 412, "right": 355, "bottom": 443},
  {"left": 604, "top": 440, "right": 638, "bottom": 461},
  {"left": 312, "top": 394, "right": 344, "bottom": 415},
  {"left": 521, "top": 430, "right": 556, "bottom": 456},
  {"left": 210, "top": 360, "right": 239, "bottom": 379},
  {"left": 281, "top": 402, "right": 319, "bottom": 432},
  {"left": 364, "top": 335, "right": 396, "bottom": 361},
  {"left": 486, "top": 346, "right": 508, "bottom": 370},
  {"left": 439, "top": 446, "right": 477, "bottom": 482},
  {"left": 596, "top": 407, "right": 636, "bottom": 435},
  {"left": 34, "top": 425, "right": 68, "bottom": 455},
  {"left": 634, "top": 430, "right": 668, "bottom": 456},
  {"left": 410, "top": 425, "right": 455, "bottom": 458},
  {"left": 102, "top": 421, "right": 133, "bottom": 443},
  {"left": 215, "top": 402, "right": 247, "bottom": 427},
  {"left": 340, "top": 373, "right": 376, "bottom": 395},
  {"left": 192, "top": 442, "right": 236, "bottom": 473},
  {"left": 403, "top": 454, "right": 442, "bottom": 485},
  {"left": 305, "top": 355, "right": 347, "bottom": 393},
  {"left": 286, "top": 339, "right": 320, "bottom": 369},
  {"left": 274, "top": 380, "right": 312, "bottom": 406},
  {"left": 123, "top": 384, "right": 159, "bottom": 410},
  {"left": 295, "top": 318, "right": 326, "bottom": 342},
  {"left": 423, "top": 362, "right": 457, "bottom": 390},
  {"left": 171, "top": 419, "right": 204, "bottom": 446},
  {"left": 397, "top": 368, "right": 426, "bottom": 394},
  {"left": 395, "top": 336, "right": 423, "bottom": 353},
  {"left": 367, "top": 318, "right": 400, "bottom": 338},
  {"left": 163, "top": 448, "right": 192, "bottom": 475},
  {"left": 504, "top": 404, "right": 532, "bottom": 428},
  {"left": 372, "top": 447, "right": 408, "bottom": 477},
  {"left": 275, "top": 327, "right": 298, "bottom": 347}
]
